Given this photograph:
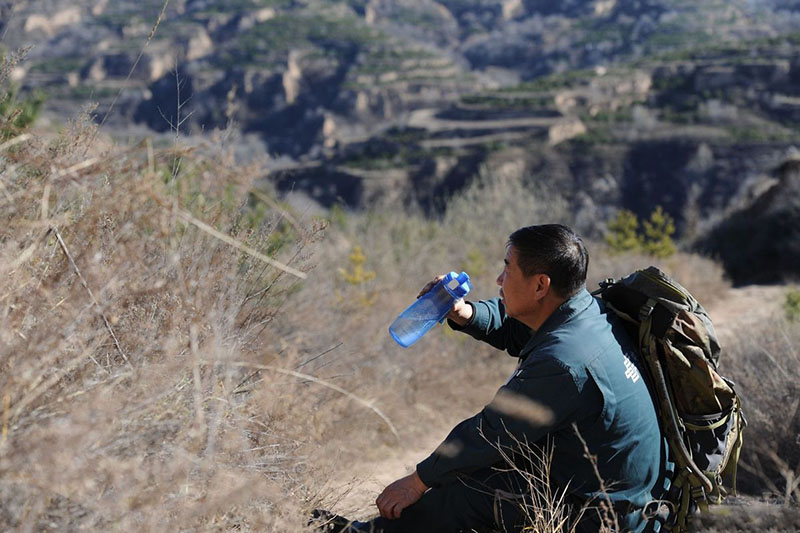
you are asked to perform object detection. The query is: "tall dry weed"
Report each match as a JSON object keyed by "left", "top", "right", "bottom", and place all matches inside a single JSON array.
[
  {"left": 723, "top": 313, "right": 800, "bottom": 503},
  {"left": 0, "top": 96, "right": 344, "bottom": 530},
  {"left": 490, "top": 431, "right": 622, "bottom": 533}
]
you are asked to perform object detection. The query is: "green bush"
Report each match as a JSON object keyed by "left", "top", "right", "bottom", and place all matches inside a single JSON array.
[
  {"left": 606, "top": 206, "right": 676, "bottom": 258},
  {"left": 0, "top": 85, "right": 44, "bottom": 139},
  {"left": 605, "top": 209, "right": 641, "bottom": 254},
  {"left": 641, "top": 206, "right": 677, "bottom": 258},
  {"left": 336, "top": 245, "right": 377, "bottom": 308},
  {"left": 785, "top": 288, "right": 800, "bottom": 322}
]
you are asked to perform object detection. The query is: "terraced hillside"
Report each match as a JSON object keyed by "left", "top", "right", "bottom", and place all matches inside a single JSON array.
[
  {"left": 4, "top": 0, "right": 798, "bottom": 152},
  {"left": 3, "top": 0, "right": 800, "bottom": 281}
]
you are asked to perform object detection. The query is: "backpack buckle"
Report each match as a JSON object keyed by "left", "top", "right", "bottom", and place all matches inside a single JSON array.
[
  {"left": 691, "top": 484, "right": 707, "bottom": 503},
  {"left": 642, "top": 499, "right": 675, "bottom": 521},
  {"left": 638, "top": 298, "right": 657, "bottom": 322},
  {"left": 592, "top": 278, "right": 616, "bottom": 296}
]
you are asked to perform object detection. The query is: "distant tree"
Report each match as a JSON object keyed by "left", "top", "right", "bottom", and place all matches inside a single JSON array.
[
  {"left": 641, "top": 206, "right": 677, "bottom": 258},
  {"left": 785, "top": 289, "right": 800, "bottom": 322},
  {"left": 606, "top": 206, "right": 677, "bottom": 258},
  {"left": 337, "top": 245, "right": 377, "bottom": 308},
  {"left": 606, "top": 209, "right": 641, "bottom": 254}
]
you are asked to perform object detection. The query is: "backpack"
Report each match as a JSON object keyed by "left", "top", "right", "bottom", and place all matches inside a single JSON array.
[{"left": 594, "top": 266, "right": 745, "bottom": 532}]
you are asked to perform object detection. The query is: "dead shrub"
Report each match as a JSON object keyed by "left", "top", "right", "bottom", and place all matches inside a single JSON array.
[
  {"left": 0, "top": 104, "right": 339, "bottom": 530},
  {"left": 722, "top": 314, "right": 800, "bottom": 503}
]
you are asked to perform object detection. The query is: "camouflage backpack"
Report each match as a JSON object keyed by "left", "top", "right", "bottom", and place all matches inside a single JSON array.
[{"left": 595, "top": 267, "right": 745, "bottom": 532}]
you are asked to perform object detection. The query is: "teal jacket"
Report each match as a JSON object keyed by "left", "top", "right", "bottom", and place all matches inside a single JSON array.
[{"left": 416, "top": 289, "right": 668, "bottom": 532}]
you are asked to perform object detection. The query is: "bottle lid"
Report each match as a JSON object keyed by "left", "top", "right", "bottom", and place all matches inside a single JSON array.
[{"left": 442, "top": 271, "right": 471, "bottom": 299}]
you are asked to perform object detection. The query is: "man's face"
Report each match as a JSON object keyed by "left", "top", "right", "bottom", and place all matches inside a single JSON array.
[{"left": 496, "top": 245, "right": 536, "bottom": 319}]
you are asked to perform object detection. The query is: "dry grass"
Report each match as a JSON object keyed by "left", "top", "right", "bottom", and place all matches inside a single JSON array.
[
  {"left": 723, "top": 313, "right": 800, "bottom": 503},
  {"left": 489, "top": 428, "right": 628, "bottom": 533},
  {"left": 493, "top": 439, "right": 581, "bottom": 533},
  {"left": 0, "top": 103, "right": 336, "bottom": 530},
  {"left": 587, "top": 247, "right": 730, "bottom": 306}
]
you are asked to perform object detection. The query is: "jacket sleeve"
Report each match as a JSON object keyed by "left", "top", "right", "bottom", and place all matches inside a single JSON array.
[
  {"left": 447, "top": 298, "right": 532, "bottom": 357},
  {"left": 416, "top": 358, "right": 587, "bottom": 487}
]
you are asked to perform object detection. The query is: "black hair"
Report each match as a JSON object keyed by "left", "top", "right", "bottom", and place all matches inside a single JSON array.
[{"left": 507, "top": 224, "right": 589, "bottom": 298}]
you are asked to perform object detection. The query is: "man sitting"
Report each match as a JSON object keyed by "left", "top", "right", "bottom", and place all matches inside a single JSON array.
[{"left": 317, "top": 224, "right": 669, "bottom": 533}]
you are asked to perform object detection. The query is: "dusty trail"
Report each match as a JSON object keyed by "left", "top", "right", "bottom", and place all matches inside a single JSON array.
[
  {"left": 335, "top": 284, "right": 789, "bottom": 520},
  {"left": 334, "top": 434, "right": 447, "bottom": 517},
  {"left": 706, "top": 285, "right": 787, "bottom": 346}
]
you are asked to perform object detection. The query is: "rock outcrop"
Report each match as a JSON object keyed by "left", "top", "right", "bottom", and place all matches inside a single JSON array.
[
  {"left": 184, "top": 27, "right": 214, "bottom": 62},
  {"left": 24, "top": 7, "right": 81, "bottom": 37},
  {"left": 702, "top": 154, "right": 800, "bottom": 284},
  {"left": 548, "top": 117, "right": 586, "bottom": 145}
]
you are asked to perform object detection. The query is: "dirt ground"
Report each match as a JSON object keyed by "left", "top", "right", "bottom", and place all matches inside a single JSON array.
[{"left": 706, "top": 285, "right": 787, "bottom": 347}]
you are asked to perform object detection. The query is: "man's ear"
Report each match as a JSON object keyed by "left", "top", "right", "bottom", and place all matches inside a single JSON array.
[{"left": 531, "top": 273, "right": 551, "bottom": 300}]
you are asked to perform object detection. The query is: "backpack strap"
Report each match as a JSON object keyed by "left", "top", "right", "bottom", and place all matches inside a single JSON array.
[
  {"left": 719, "top": 395, "right": 746, "bottom": 496},
  {"left": 666, "top": 469, "right": 710, "bottom": 533},
  {"left": 639, "top": 315, "right": 713, "bottom": 494}
]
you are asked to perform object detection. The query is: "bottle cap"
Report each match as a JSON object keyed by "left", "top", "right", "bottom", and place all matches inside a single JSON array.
[{"left": 442, "top": 271, "right": 471, "bottom": 299}]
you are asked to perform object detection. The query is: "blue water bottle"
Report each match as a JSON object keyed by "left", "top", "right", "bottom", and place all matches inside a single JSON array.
[{"left": 389, "top": 271, "right": 471, "bottom": 348}]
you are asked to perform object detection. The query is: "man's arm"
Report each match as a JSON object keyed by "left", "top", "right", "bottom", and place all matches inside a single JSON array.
[
  {"left": 375, "top": 471, "right": 428, "bottom": 519},
  {"left": 416, "top": 273, "right": 532, "bottom": 356},
  {"left": 448, "top": 298, "right": 532, "bottom": 357}
]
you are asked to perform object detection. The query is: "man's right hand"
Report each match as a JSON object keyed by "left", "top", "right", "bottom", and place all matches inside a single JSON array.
[{"left": 417, "top": 275, "right": 474, "bottom": 326}]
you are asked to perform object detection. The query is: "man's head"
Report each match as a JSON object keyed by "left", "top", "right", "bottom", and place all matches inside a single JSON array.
[
  {"left": 508, "top": 224, "right": 588, "bottom": 299},
  {"left": 497, "top": 224, "right": 588, "bottom": 328}
]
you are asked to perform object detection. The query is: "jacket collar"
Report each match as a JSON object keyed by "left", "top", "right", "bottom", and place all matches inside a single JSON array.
[{"left": 521, "top": 288, "right": 593, "bottom": 355}]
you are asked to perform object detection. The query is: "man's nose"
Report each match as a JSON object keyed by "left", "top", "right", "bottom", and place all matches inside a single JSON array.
[{"left": 496, "top": 273, "right": 503, "bottom": 286}]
